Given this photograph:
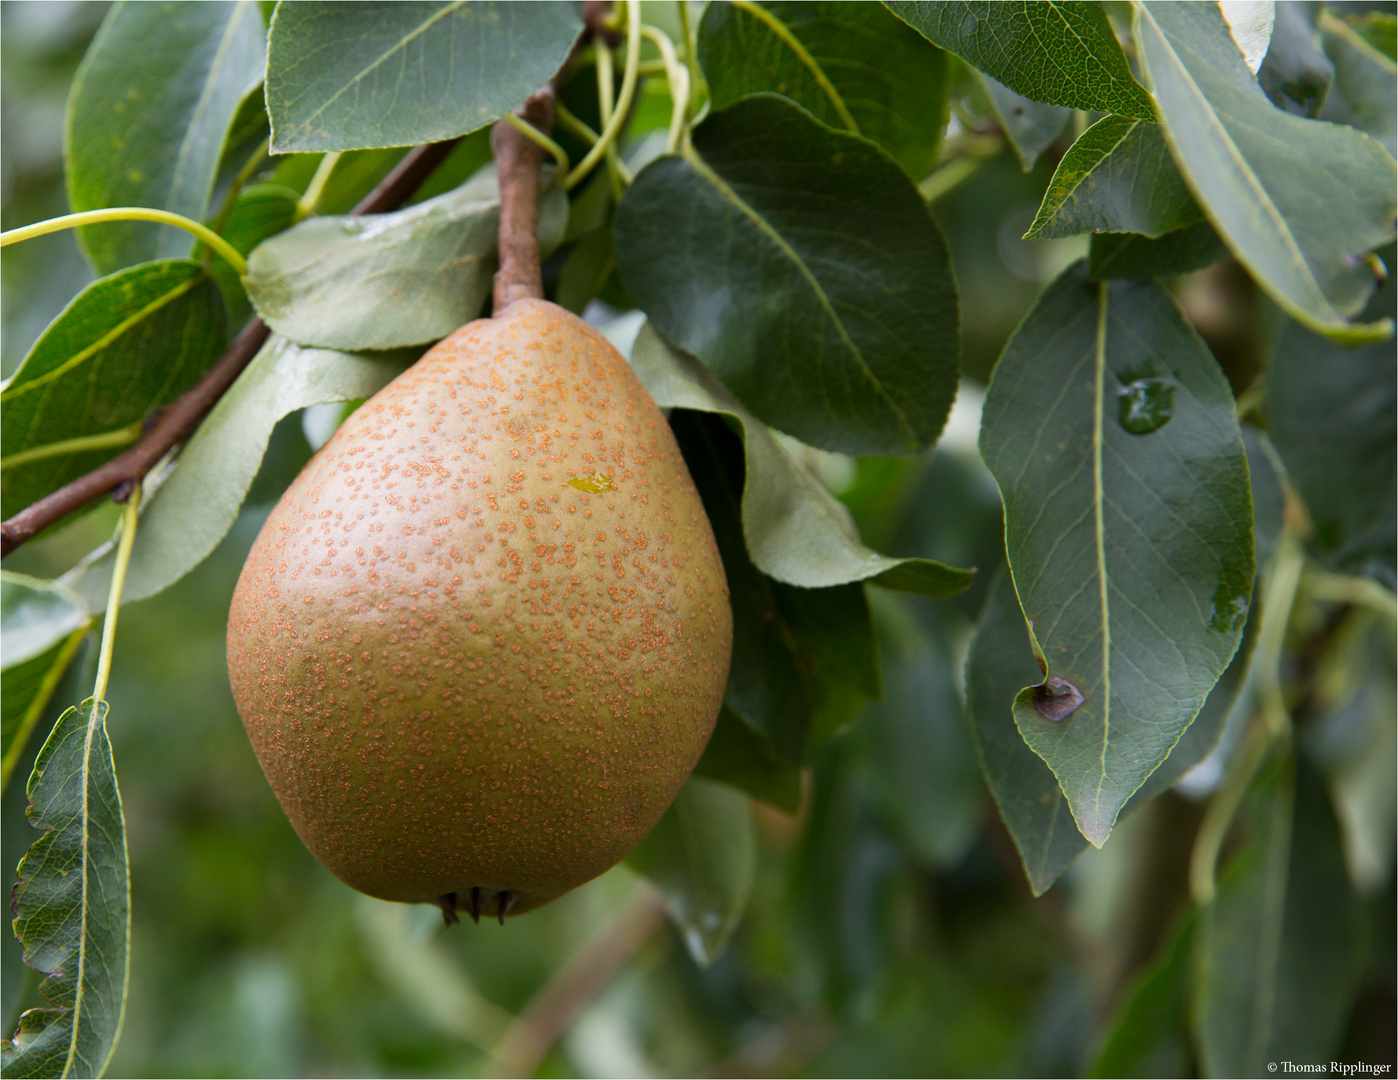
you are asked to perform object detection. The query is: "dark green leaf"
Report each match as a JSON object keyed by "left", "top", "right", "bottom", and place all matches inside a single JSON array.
[
  {"left": 1258, "top": 0, "right": 1334, "bottom": 117},
  {"left": 630, "top": 323, "right": 973, "bottom": 596},
  {"left": 245, "top": 166, "right": 568, "bottom": 350},
  {"left": 1088, "top": 222, "right": 1230, "bottom": 281},
  {"left": 668, "top": 409, "right": 879, "bottom": 763},
  {"left": 625, "top": 777, "right": 756, "bottom": 966},
  {"left": 1194, "top": 758, "right": 1364, "bottom": 1076},
  {"left": 979, "top": 73, "right": 1070, "bottom": 172},
  {"left": 693, "top": 705, "right": 803, "bottom": 814},
  {"left": 59, "top": 337, "right": 417, "bottom": 611},
  {"left": 885, "top": 1, "right": 1155, "bottom": 119},
  {"left": 265, "top": 1, "right": 582, "bottom": 152},
  {"left": 1135, "top": 1, "right": 1397, "bottom": 343},
  {"left": 1087, "top": 913, "right": 1194, "bottom": 1078},
  {"left": 1, "top": 575, "right": 91, "bottom": 793},
  {"left": 966, "top": 569, "right": 1087, "bottom": 893},
  {"left": 979, "top": 264, "right": 1254, "bottom": 845},
  {"left": 1320, "top": 10, "right": 1398, "bottom": 158},
  {"left": 1269, "top": 262, "right": 1396, "bottom": 586},
  {"left": 555, "top": 230, "right": 617, "bottom": 315},
  {"left": 205, "top": 183, "right": 301, "bottom": 324},
  {"left": 1, "top": 699, "right": 129, "bottom": 1079},
  {"left": 615, "top": 95, "right": 960, "bottom": 455},
  {"left": 65, "top": 0, "right": 265, "bottom": 273},
  {"left": 1026, "top": 116, "right": 1202, "bottom": 240},
  {"left": 1, "top": 259, "right": 227, "bottom": 520},
  {"left": 698, "top": 1, "right": 951, "bottom": 178}
]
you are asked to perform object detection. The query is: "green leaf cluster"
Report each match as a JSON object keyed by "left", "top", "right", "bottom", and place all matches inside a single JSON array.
[{"left": 2, "top": 3, "right": 1395, "bottom": 1074}]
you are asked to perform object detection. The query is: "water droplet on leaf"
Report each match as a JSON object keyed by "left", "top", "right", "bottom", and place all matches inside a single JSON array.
[
  {"left": 1032, "top": 676, "right": 1084, "bottom": 722},
  {"left": 1117, "top": 372, "right": 1176, "bottom": 435}
]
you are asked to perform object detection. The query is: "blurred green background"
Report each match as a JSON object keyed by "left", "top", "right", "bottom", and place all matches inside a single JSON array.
[{"left": 2, "top": 3, "right": 1393, "bottom": 1077}]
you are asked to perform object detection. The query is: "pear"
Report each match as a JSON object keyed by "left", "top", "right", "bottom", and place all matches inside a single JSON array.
[{"left": 226, "top": 299, "right": 732, "bottom": 922}]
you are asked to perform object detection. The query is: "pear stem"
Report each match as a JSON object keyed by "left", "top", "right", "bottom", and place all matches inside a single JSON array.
[{"left": 491, "top": 89, "right": 556, "bottom": 313}]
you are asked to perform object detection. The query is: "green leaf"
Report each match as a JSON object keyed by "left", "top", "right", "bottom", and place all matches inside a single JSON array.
[
  {"left": 245, "top": 166, "right": 569, "bottom": 351},
  {"left": 1, "top": 259, "right": 228, "bottom": 521},
  {"left": 625, "top": 777, "right": 756, "bottom": 966},
  {"left": 615, "top": 95, "right": 960, "bottom": 456},
  {"left": 1026, "top": 116, "right": 1202, "bottom": 240},
  {"left": 1194, "top": 758, "right": 1364, "bottom": 1077},
  {"left": 885, "top": 1, "right": 1156, "bottom": 119},
  {"left": 630, "top": 322, "right": 973, "bottom": 596},
  {"left": 65, "top": 0, "right": 266, "bottom": 273},
  {"left": 1087, "top": 221, "right": 1229, "bottom": 281},
  {"left": 979, "top": 264, "right": 1254, "bottom": 845},
  {"left": 978, "top": 72, "right": 1070, "bottom": 172},
  {"left": 204, "top": 183, "right": 301, "bottom": 325},
  {"left": 210, "top": 81, "right": 273, "bottom": 211},
  {"left": 1, "top": 575, "right": 91, "bottom": 793},
  {"left": 1257, "top": 0, "right": 1333, "bottom": 117},
  {"left": 265, "top": 1, "right": 582, "bottom": 153},
  {"left": 1134, "top": 1, "right": 1397, "bottom": 344},
  {"left": 1087, "top": 913, "right": 1194, "bottom": 1078},
  {"left": 1320, "top": 10, "right": 1398, "bottom": 158},
  {"left": 693, "top": 705, "right": 803, "bottom": 814},
  {"left": 668, "top": 409, "right": 879, "bottom": 763},
  {"left": 965, "top": 569, "right": 1087, "bottom": 893},
  {"left": 59, "top": 337, "right": 417, "bottom": 612},
  {"left": 1, "top": 699, "right": 129, "bottom": 1079},
  {"left": 1268, "top": 265, "right": 1396, "bottom": 586},
  {"left": 698, "top": 0, "right": 951, "bottom": 179}
]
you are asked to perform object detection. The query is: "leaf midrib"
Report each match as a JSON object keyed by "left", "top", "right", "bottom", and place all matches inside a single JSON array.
[
  {"left": 289, "top": 1, "right": 470, "bottom": 133},
  {"left": 1137, "top": 4, "right": 1334, "bottom": 317},
  {"left": 1091, "top": 283, "right": 1112, "bottom": 827},
  {"left": 680, "top": 151, "right": 918, "bottom": 444}
]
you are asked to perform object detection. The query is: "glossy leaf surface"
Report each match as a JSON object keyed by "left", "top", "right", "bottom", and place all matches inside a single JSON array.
[
  {"left": 886, "top": 1, "right": 1155, "bottom": 118},
  {"left": 245, "top": 166, "right": 568, "bottom": 350},
  {"left": 65, "top": 0, "right": 265, "bottom": 273},
  {"left": 699, "top": 0, "right": 951, "bottom": 178},
  {"left": 2, "top": 699, "right": 129, "bottom": 1079},
  {"left": 1, "top": 260, "right": 227, "bottom": 520},
  {"left": 266, "top": 1, "right": 581, "bottom": 152},
  {"left": 1026, "top": 115, "right": 1201, "bottom": 240},
  {"left": 1194, "top": 760, "right": 1363, "bottom": 1077},
  {"left": 630, "top": 323, "right": 972, "bottom": 596},
  {"left": 979, "top": 265, "right": 1254, "bottom": 845},
  {"left": 625, "top": 777, "right": 756, "bottom": 966},
  {"left": 1135, "top": 1, "right": 1397, "bottom": 343},
  {"left": 60, "top": 338, "right": 416, "bottom": 612},
  {"left": 615, "top": 95, "right": 960, "bottom": 456}
]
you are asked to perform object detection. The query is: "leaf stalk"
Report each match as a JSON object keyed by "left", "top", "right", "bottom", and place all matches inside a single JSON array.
[{"left": 2, "top": 208, "right": 248, "bottom": 277}]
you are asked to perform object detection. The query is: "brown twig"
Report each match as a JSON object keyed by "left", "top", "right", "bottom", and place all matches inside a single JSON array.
[
  {"left": 0, "top": 139, "right": 460, "bottom": 558},
  {"left": 490, "top": 89, "right": 556, "bottom": 313},
  {"left": 483, "top": 887, "right": 668, "bottom": 1078}
]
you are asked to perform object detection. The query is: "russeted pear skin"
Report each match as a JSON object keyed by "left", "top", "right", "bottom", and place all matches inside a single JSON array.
[{"left": 226, "top": 299, "right": 732, "bottom": 917}]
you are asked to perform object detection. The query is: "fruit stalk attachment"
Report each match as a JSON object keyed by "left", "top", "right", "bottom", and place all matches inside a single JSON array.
[
  {"left": 491, "top": 89, "right": 557, "bottom": 313},
  {"left": 0, "top": 138, "right": 460, "bottom": 558}
]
